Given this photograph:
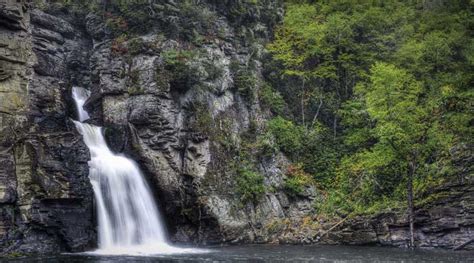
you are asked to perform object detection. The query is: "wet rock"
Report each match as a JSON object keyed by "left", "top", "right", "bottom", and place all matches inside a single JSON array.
[{"left": 0, "top": 1, "right": 94, "bottom": 254}]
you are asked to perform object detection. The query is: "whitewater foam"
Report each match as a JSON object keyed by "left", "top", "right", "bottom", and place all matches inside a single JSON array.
[{"left": 72, "top": 87, "right": 207, "bottom": 255}]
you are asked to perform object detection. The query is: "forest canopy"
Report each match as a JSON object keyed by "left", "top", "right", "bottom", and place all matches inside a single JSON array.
[{"left": 265, "top": 0, "right": 473, "bottom": 218}]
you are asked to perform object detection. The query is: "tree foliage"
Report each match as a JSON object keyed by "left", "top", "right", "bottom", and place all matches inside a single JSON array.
[{"left": 266, "top": 0, "right": 473, "bottom": 216}]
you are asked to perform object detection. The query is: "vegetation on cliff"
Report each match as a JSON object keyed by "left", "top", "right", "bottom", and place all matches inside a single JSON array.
[
  {"left": 265, "top": 0, "right": 473, "bottom": 231},
  {"left": 25, "top": 0, "right": 471, "bottom": 248},
  {"left": 40, "top": 0, "right": 472, "bottom": 219}
]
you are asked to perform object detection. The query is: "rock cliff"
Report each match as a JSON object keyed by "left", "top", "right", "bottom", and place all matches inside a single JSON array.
[
  {"left": 323, "top": 181, "right": 474, "bottom": 250},
  {"left": 0, "top": 0, "right": 472, "bottom": 254},
  {"left": 1, "top": 0, "right": 317, "bottom": 253},
  {"left": 0, "top": 0, "right": 94, "bottom": 253}
]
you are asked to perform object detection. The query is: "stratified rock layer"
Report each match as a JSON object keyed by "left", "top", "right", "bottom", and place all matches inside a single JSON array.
[
  {"left": 321, "top": 182, "right": 474, "bottom": 250},
  {"left": 0, "top": 0, "right": 472, "bottom": 254},
  {"left": 0, "top": 0, "right": 94, "bottom": 253}
]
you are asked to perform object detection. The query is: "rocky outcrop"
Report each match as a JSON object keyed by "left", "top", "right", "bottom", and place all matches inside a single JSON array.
[
  {"left": 0, "top": 0, "right": 316, "bottom": 253},
  {"left": 0, "top": 0, "right": 471, "bottom": 254},
  {"left": 0, "top": 0, "right": 94, "bottom": 253},
  {"left": 321, "top": 181, "right": 474, "bottom": 250},
  {"left": 80, "top": 0, "right": 315, "bottom": 244},
  {"left": 238, "top": 180, "right": 473, "bottom": 251}
]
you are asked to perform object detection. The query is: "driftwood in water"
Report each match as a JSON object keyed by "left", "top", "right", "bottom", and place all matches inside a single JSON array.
[
  {"left": 321, "top": 216, "right": 349, "bottom": 237},
  {"left": 453, "top": 238, "right": 474, "bottom": 250}
]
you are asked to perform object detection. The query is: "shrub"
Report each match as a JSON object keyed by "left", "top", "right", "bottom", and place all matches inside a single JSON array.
[
  {"left": 36, "top": 0, "right": 100, "bottom": 13},
  {"left": 162, "top": 49, "right": 196, "bottom": 67},
  {"left": 267, "top": 117, "right": 303, "bottom": 156},
  {"left": 190, "top": 102, "right": 214, "bottom": 136},
  {"left": 162, "top": 49, "right": 199, "bottom": 89},
  {"left": 283, "top": 163, "right": 314, "bottom": 197},
  {"left": 126, "top": 69, "right": 144, "bottom": 94},
  {"left": 254, "top": 133, "right": 278, "bottom": 158},
  {"left": 111, "top": 34, "right": 128, "bottom": 55},
  {"left": 236, "top": 166, "right": 265, "bottom": 204},
  {"left": 259, "top": 83, "right": 286, "bottom": 115},
  {"left": 203, "top": 60, "right": 224, "bottom": 80},
  {"left": 231, "top": 60, "right": 258, "bottom": 100},
  {"left": 105, "top": 12, "right": 129, "bottom": 36},
  {"left": 108, "top": 1, "right": 155, "bottom": 34},
  {"left": 127, "top": 37, "right": 145, "bottom": 55},
  {"left": 179, "top": 0, "right": 217, "bottom": 41}
]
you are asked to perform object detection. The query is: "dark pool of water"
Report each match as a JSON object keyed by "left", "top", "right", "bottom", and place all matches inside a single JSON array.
[{"left": 2, "top": 245, "right": 473, "bottom": 262}]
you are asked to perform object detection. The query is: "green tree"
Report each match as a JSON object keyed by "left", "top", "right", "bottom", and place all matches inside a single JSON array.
[
  {"left": 351, "top": 63, "right": 453, "bottom": 247},
  {"left": 264, "top": 1, "right": 472, "bottom": 239}
]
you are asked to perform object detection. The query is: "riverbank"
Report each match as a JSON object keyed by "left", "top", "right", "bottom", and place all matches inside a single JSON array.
[{"left": 251, "top": 181, "right": 473, "bottom": 251}]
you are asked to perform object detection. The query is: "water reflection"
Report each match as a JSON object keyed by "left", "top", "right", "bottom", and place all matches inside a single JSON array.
[{"left": 7, "top": 245, "right": 474, "bottom": 263}]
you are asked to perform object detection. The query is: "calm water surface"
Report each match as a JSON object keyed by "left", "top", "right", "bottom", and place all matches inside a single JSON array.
[{"left": 3, "top": 245, "right": 473, "bottom": 263}]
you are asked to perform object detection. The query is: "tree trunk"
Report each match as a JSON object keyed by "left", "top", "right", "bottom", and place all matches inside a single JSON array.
[
  {"left": 311, "top": 97, "right": 323, "bottom": 128},
  {"left": 301, "top": 78, "right": 305, "bottom": 127},
  {"left": 407, "top": 161, "right": 416, "bottom": 249}
]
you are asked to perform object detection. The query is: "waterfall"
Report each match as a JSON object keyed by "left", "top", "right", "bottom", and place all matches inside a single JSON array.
[
  {"left": 71, "top": 87, "right": 198, "bottom": 255},
  {"left": 72, "top": 87, "right": 91, "bottom": 122}
]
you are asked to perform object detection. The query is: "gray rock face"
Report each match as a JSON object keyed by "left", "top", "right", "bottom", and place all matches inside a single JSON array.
[
  {"left": 320, "top": 182, "right": 474, "bottom": 250},
  {"left": 0, "top": 0, "right": 471, "bottom": 254},
  {"left": 0, "top": 0, "right": 311, "bottom": 253},
  {"left": 0, "top": 1, "right": 94, "bottom": 253},
  {"left": 79, "top": 1, "right": 314, "bottom": 244}
]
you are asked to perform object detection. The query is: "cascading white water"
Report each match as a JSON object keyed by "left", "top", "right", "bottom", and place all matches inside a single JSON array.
[
  {"left": 72, "top": 87, "right": 200, "bottom": 255},
  {"left": 72, "top": 87, "right": 91, "bottom": 122}
]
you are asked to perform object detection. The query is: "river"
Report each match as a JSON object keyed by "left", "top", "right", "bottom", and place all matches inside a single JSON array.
[{"left": 7, "top": 245, "right": 473, "bottom": 262}]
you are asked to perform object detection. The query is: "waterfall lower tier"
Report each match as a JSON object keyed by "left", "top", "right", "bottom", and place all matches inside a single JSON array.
[{"left": 72, "top": 87, "right": 202, "bottom": 255}]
